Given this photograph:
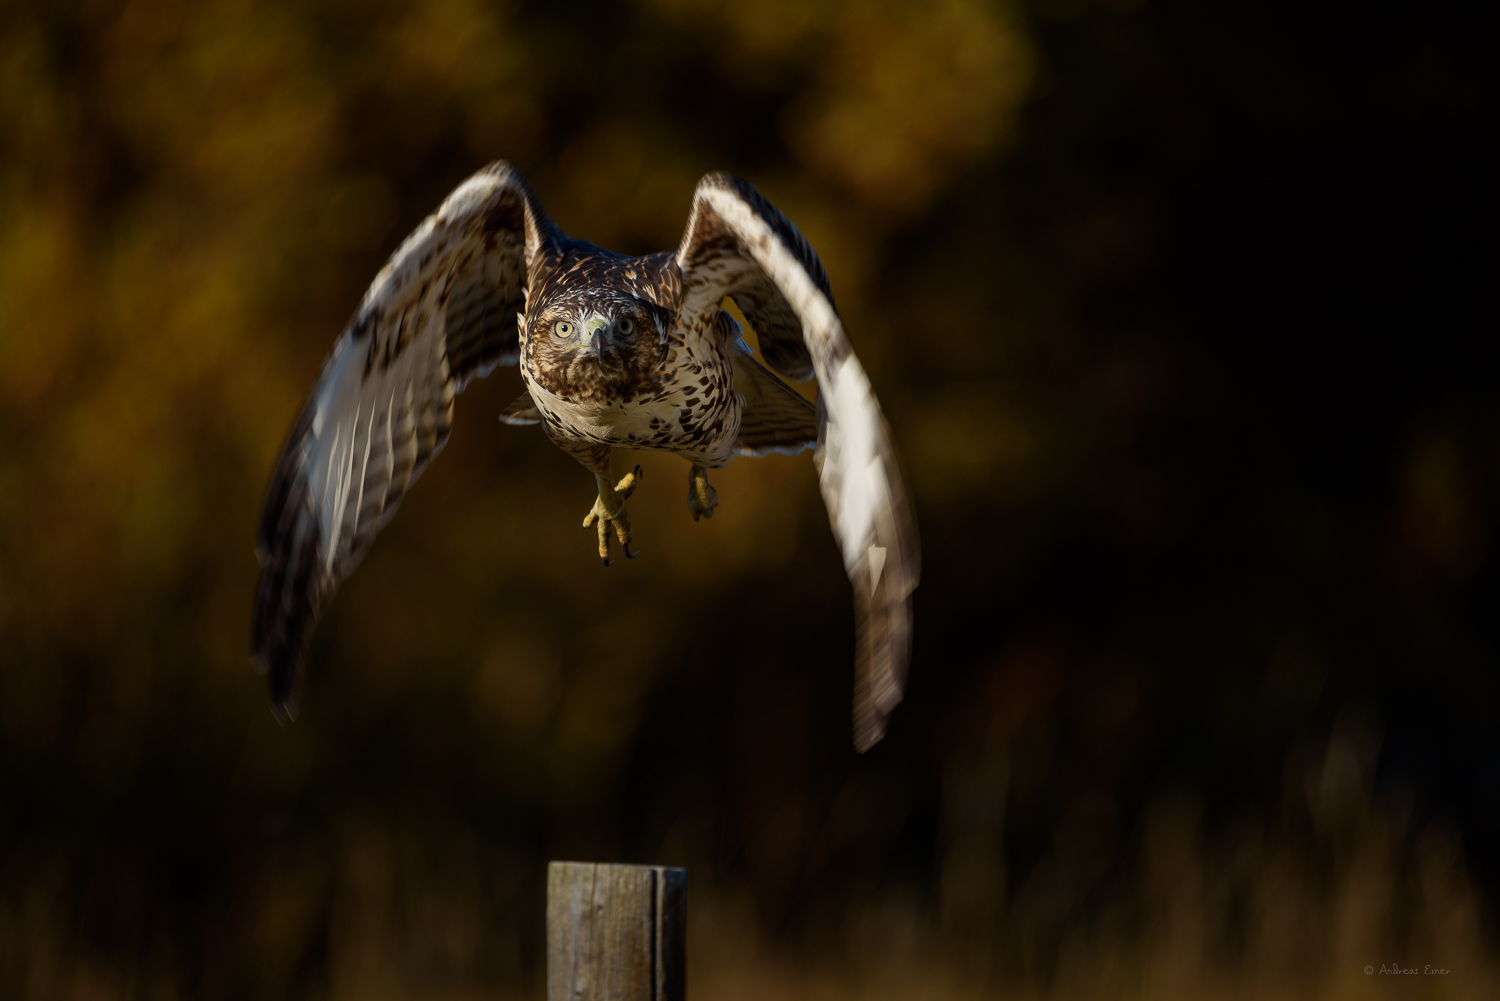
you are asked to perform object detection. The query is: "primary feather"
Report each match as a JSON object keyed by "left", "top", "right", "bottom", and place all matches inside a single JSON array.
[
  {"left": 252, "top": 162, "right": 919, "bottom": 749},
  {"left": 676, "top": 173, "right": 920, "bottom": 750},
  {"left": 252, "top": 164, "right": 553, "bottom": 719}
]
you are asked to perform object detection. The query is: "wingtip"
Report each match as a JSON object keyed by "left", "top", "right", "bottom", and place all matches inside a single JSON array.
[
  {"left": 852, "top": 684, "right": 903, "bottom": 753},
  {"left": 250, "top": 642, "right": 303, "bottom": 725},
  {"left": 250, "top": 589, "right": 310, "bottom": 727},
  {"left": 853, "top": 720, "right": 887, "bottom": 753},
  {"left": 270, "top": 696, "right": 298, "bottom": 727}
]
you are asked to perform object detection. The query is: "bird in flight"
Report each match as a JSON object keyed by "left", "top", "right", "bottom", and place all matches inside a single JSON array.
[{"left": 251, "top": 163, "right": 919, "bottom": 750}]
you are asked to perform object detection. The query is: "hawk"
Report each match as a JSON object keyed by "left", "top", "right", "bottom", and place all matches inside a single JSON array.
[{"left": 251, "top": 163, "right": 919, "bottom": 751}]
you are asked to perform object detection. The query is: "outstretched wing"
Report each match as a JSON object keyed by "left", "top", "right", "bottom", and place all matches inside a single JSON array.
[
  {"left": 251, "top": 161, "right": 561, "bottom": 722},
  {"left": 676, "top": 173, "right": 920, "bottom": 751}
]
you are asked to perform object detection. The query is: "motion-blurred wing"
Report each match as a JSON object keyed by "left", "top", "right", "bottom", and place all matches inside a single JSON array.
[
  {"left": 730, "top": 340, "right": 818, "bottom": 457},
  {"left": 251, "top": 161, "right": 561, "bottom": 722},
  {"left": 676, "top": 173, "right": 920, "bottom": 751}
]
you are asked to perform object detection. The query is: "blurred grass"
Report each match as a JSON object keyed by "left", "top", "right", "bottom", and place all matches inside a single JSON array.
[{"left": 1, "top": 0, "right": 1497, "bottom": 997}]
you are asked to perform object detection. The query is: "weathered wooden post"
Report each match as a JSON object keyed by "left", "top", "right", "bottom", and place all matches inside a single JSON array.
[{"left": 547, "top": 862, "right": 687, "bottom": 1001}]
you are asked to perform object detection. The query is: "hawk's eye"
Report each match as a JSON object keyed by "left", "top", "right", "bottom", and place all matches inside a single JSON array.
[
  {"left": 553, "top": 321, "right": 574, "bottom": 339},
  {"left": 618, "top": 318, "right": 635, "bottom": 335}
]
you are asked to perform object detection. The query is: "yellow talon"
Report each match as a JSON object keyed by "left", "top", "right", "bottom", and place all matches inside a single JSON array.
[
  {"left": 687, "top": 464, "right": 719, "bottom": 521},
  {"left": 584, "top": 465, "right": 642, "bottom": 565}
]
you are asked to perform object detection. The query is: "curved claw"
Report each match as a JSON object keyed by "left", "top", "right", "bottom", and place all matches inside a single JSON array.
[{"left": 585, "top": 466, "right": 642, "bottom": 567}]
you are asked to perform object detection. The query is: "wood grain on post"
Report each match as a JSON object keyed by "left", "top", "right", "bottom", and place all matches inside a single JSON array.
[{"left": 547, "top": 862, "right": 687, "bottom": 1001}]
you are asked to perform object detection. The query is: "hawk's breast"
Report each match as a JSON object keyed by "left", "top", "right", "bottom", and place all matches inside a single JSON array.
[{"left": 524, "top": 350, "right": 741, "bottom": 458}]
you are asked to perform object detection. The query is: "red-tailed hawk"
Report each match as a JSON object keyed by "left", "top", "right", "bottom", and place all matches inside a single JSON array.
[{"left": 252, "top": 163, "right": 919, "bottom": 751}]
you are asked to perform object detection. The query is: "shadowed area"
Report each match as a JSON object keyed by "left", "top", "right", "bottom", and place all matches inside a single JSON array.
[{"left": 0, "top": 0, "right": 1495, "bottom": 997}]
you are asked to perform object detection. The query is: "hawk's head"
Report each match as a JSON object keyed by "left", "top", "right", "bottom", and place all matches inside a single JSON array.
[{"left": 524, "top": 281, "right": 666, "bottom": 405}]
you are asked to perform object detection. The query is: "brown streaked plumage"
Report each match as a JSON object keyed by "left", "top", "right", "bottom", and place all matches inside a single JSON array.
[{"left": 251, "top": 162, "right": 919, "bottom": 751}]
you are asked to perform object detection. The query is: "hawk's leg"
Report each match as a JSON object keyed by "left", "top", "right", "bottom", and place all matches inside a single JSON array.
[
  {"left": 687, "top": 464, "right": 719, "bottom": 521},
  {"left": 583, "top": 465, "right": 643, "bottom": 566},
  {"left": 560, "top": 442, "right": 642, "bottom": 566}
]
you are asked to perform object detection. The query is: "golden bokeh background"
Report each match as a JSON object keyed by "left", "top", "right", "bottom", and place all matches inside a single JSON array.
[{"left": 0, "top": 0, "right": 1495, "bottom": 997}]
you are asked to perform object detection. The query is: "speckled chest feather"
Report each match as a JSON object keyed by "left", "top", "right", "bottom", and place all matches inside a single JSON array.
[{"left": 518, "top": 244, "right": 744, "bottom": 465}]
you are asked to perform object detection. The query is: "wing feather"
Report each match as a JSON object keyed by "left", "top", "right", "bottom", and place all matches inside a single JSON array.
[
  {"left": 251, "top": 161, "right": 560, "bottom": 720},
  {"left": 676, "top": 173, "right": 920, "bottom": 751},
  {"left": 730, "top": 340, "right": 818, "bottom": 457}
]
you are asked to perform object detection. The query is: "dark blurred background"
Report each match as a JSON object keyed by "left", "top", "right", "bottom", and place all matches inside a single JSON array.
[{"left": 1, "top": 0, "right": 1496, "bottom": 997}]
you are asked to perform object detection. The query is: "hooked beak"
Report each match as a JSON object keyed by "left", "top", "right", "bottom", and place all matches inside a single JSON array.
[{"left": 585, "top": 317, "right": 609, "bottom": 356}]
